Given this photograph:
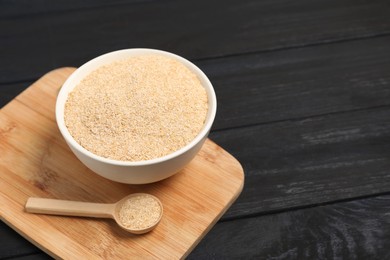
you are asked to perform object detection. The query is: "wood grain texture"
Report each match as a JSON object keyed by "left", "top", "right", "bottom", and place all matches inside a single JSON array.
[
  {"left": 200, "top": 36, "right": 390, "bottom": 130},
  {"left": 2, "top": 0, "right": 390, "bottom": 258},
  {"left": 215, "top": 106, "right": 390, "bottom": 219},
  {"left": 190, "top": 195, "right": 390, "bottom": 259},
  {"left": 1, "top": 0, "right": 390, "bottom": 82},
  {"left": 3, "top": 36, "right": 390, "bottom": 132},
  {"left": 0, "top": 68, "right": 244, "bottom": 259},
  {"left": 4, "top": 194, "right": 390, "bottom": 259}
]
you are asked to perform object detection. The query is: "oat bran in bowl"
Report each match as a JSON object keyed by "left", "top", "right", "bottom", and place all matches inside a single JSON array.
[{"left": 56, "top": 49, "right": 217, "bottom": 184}]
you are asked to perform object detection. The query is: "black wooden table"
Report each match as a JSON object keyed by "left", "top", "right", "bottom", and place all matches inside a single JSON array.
[{"left": 1, "top": 1, "right": 390, "bottom": 259}]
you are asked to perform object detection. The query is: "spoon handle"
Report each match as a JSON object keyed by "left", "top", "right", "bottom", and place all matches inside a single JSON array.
[{"left": 25, "top": 197, "right": 116, "bottom": 219}]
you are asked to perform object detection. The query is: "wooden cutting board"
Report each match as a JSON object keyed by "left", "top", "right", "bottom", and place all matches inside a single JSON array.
[{"left": 0, "top": 68, "right": 244, "bottom": 259}]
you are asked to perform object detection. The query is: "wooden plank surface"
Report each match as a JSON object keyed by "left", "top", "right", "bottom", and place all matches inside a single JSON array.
[
  {"left": 1, "top": 0, "right": 390, "bottom": 82},
  {"left": 0, "top": 68, "right": 244, "bottom": 259},
  {"left": 216, "top": 106, "right": 390, "bottom": 219},
  {"left": 2, "top": 0, "right": 390, "bottom": 258},
  {"left": 190, "top": 195, "right": 390, "bottom": 259},
  {"left": 3, "top": 193, "right": 390, "bottom": 259},
  {"left": 3, "top": 36, "right": 390, "bottom": 132},
  {"left": 200, "top": 36, "right": 390, "bottom": 130}
]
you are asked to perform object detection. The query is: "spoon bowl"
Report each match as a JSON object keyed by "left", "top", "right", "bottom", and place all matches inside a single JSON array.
[
  {"left": 25, "top": 193, "right": 163, "bottom": 234},
  {"left": 113, "top": 193, "right": 163, "bottom": 234}
]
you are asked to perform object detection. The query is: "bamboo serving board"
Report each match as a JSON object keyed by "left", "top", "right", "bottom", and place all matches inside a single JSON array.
[{"left": 0, "top": 68, "right": 244, "bottom": 259}]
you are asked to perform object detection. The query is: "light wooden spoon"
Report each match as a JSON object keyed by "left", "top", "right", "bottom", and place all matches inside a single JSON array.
[{"left": 25, "top": 193, "right": 163, "bottom": 234}]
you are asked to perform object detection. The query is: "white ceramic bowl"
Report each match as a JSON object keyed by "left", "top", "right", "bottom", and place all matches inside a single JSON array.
[{"left": 56, "top": 49, "right": 217, "bottom": 184}]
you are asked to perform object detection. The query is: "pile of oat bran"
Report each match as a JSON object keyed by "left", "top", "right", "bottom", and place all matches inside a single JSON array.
[{"left": 64, "top": 54, "right": 208, "bottom": 161}]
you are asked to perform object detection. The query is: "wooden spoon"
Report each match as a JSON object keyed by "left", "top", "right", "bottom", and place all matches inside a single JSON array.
[{"left": 25, "top": 193, "right": 163, "bottom": 234}]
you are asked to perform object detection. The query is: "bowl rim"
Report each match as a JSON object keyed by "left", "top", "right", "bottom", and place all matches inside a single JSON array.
[{"left": 56, "top": 48, "right": 217, "bottom": 166}]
